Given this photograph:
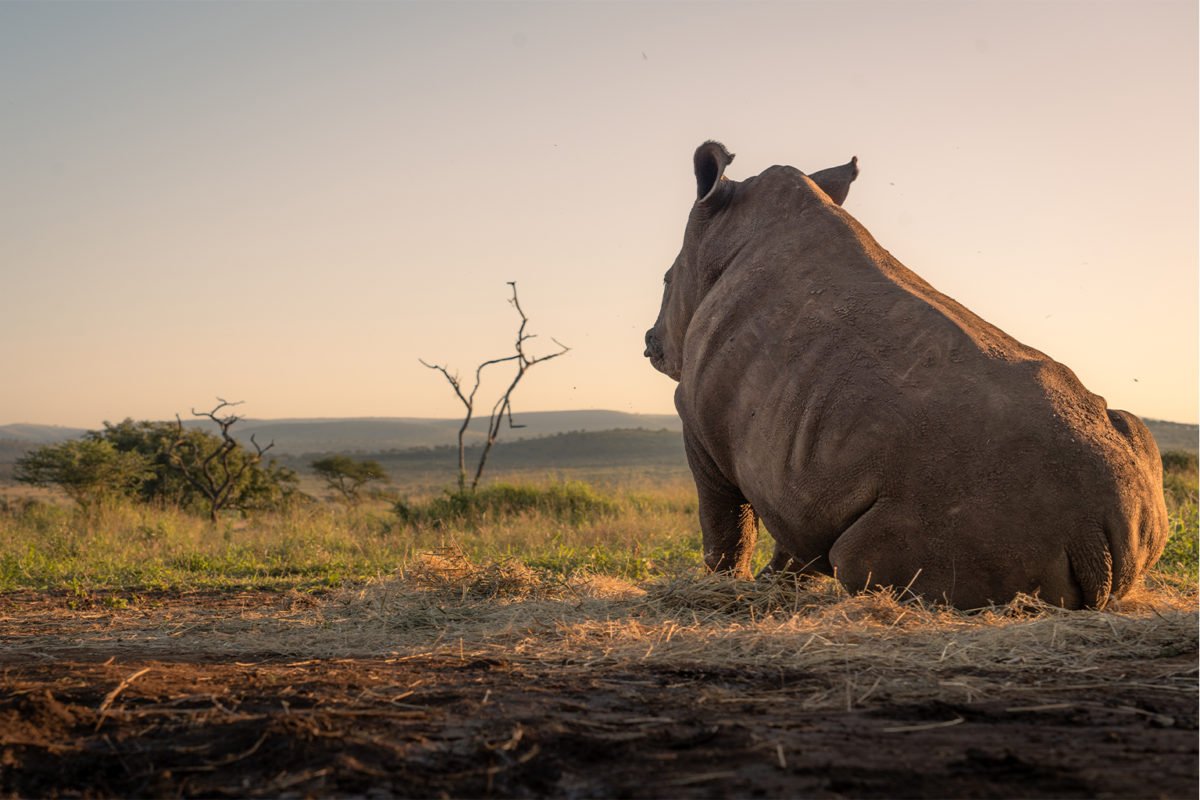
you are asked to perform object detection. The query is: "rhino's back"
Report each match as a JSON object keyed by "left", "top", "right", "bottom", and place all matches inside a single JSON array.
[{"left": 677, "top": 210, "right": 1167, "bottom": 603}]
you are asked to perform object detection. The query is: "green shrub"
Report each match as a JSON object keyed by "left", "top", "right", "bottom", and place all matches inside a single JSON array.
[
  {"left": 1155, "top": 451, "right": 1198, "bottom": 581},
  {"left": 311, "top": 455, "right": 388, "bottom": 502},
  {"left": 14, "top": 439, "right": 151, "bottom": 508},
  {"left": 1161, "top": 450, "right": 1198, "bottom": 514},
  {"left": 1162, "top": 450, "right": 1198, "bottom": 475},
  {"left": 396, "top": 481, "right": 620, "bottom": 528},
  {"left": 1159, "top": 502, "right": 1198, "bottom": 581}
]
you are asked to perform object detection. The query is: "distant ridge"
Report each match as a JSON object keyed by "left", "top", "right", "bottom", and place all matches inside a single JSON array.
[
  {"left": 1142, "top": 418, "right": 1199, "bottom": 454},
  {"left": 216, "top": 410, "right": 683, "bottom": 454},
  {"left": 0, "top": 411, "right": 683, "bottom": 455},
  {"left": 0, "top": 423, "right": 89, "bottom": 444},
  {"left": 0, "top": 412, "right": 1193, "bottom": 455}
]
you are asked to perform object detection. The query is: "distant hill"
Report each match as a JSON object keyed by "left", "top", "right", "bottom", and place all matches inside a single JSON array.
[
  {"left": 197, "top": 410, "right": 684, "bottom": 455},
  {"left": 288, "top": 428, "right": 690, "bottom": 488},
  {"left": 370, "top": 428, "right": 686, "bottom": 472},
  {"left": 0, "top": 424, "right": 88, "bottom": 445},
  {"left": 1, "top": 413, "right": 1193, "bottom": 455},
  {"left": 0, "top": 411, "right": 681, "bottom": 456},
  {"left": 1144, "top": 418, "right": 1198, "bottom": 454}
]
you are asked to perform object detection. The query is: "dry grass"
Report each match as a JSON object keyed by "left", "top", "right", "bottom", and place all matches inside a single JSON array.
[
  {"left": 4, "top": 550, "right": 1194, "bottom": 711},
  {"left": 340, "top": 559, "right": 1198, "bottom": 709}
]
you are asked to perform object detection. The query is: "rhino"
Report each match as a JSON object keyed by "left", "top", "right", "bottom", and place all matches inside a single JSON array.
[{"left": 644, "top": 141, "right": 1168, "bottom": 609}]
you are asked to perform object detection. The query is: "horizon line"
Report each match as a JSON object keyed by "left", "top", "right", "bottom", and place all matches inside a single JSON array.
[{"left": 2, "top": 408, "right": 1197, "bottom": 430}]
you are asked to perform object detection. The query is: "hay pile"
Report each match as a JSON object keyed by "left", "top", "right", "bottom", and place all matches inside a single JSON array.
[
  {"left": 3, "top": 551, "right": 1195, "bottom": 710},
  {"left": 312, "top": 553, "right": 1196, "bottom": 708}
]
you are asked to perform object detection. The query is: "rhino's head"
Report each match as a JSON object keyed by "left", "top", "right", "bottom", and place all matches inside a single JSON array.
[{"left": 643, "top": 141, "right": 859, "bottom": 381}]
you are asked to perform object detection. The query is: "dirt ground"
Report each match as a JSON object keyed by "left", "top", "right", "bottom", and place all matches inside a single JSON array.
[{"left": 1, "top": 591, "right": 1196, "bottom": 798}]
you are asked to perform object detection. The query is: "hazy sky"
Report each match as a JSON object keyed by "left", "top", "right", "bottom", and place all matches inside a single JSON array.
[{"left": 2, "top": 0, "right": 1196, "bottom": 428}]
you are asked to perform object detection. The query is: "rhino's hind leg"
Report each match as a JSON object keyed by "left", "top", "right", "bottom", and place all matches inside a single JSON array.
[
  {"left": 827, "top": 500, "right": 1080, "bottom": 609},
  {"left": 825, "top": 498, "right": 958, "bottom": 603}
]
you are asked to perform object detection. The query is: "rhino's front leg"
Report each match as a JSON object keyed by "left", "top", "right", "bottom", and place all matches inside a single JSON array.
[
  {"left": 757, "top": 541, "right": 835, "bottom": 581},
  {"left": 684, "top": 433, "right": 758, "bottom": 578},
  {"left": 697, "top": 491, "right": 759, "bottom": 577},
  {"left": 756, "top": 544, "right": 798, "bottom": 579}
]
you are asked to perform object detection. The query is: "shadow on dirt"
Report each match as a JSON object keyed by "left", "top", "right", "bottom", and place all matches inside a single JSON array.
[{"left": 2, "top": 653, "right": 1195, "bottom": 798}]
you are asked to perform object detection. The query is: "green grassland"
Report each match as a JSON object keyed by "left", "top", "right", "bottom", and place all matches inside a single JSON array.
[
  {"left": 0, "top": 447, "right": 1194, "bottom": 598},
  {"left": 1161, "top": 452, "right": 1199, "bottom": 583},
  {"left": 0, "top": 473, "right": 704, "bottom": 594},
  {"left": 278, "top": 428, "right": 689, "bottom": 495}
]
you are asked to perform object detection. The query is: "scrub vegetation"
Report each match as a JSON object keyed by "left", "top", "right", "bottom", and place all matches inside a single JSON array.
[{"left": 0, "top": 473, "right": 707, "bottom": 593}]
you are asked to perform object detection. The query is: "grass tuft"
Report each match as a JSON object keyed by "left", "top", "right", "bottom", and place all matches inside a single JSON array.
[
  {"left": 395, "top": 481, "right": 619, "bottom": 527},
  {"left": 403, "top": 545, "right": 560, "bottom": 602}
]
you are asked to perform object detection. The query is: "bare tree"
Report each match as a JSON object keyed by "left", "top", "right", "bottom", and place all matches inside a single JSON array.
[
  {"left": 420, "top": 282, "right": 569, "bottom": 493},
  {"left": 168, "top": 398, "right": 275, "bottom": 522}
]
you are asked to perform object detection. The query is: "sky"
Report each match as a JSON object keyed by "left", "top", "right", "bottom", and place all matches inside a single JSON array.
[{"left": 1, "top": 0, "right": 1196, "bottom": 429}]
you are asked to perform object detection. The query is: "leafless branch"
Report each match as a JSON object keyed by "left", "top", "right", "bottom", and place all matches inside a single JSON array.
[
  {"left": 167, "top": 399, "right": 267, "bottom": 522},
  {"left": 418, "top": 360, "right": 468, "bottom": 409},
  {"left": 419, "top": 282, "right": 570, "bottom": 493},
  {"left": 250, "top": 433, "right": 274, "bottom": 458}
]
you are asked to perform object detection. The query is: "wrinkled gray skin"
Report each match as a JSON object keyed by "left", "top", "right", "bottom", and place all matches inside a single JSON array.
[{"left": 644, "top": 141, "right": 1168, "bottom": 609}]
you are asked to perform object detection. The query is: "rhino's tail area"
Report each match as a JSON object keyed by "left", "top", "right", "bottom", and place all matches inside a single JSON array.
[{"left": 1065, "top": 526, "right": 1114, "bottom": 610}]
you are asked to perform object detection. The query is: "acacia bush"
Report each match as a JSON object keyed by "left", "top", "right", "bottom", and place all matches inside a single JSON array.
[
  {"left": 311, "top": 455, "right": 387, "bottom": 502},
  {"left": 14, "top": 438, "right": 151, "bottom": 509},
  {"left": 15, "top": 418, "right": 299, "bottom": 519}
]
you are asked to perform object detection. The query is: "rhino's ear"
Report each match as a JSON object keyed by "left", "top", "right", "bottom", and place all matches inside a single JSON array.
[
  {"left": 694, "top": 140, "right": 735, "bottom": 204},
  {"left": 807, "top": 156, "right": 859, "bottom": 206}
]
